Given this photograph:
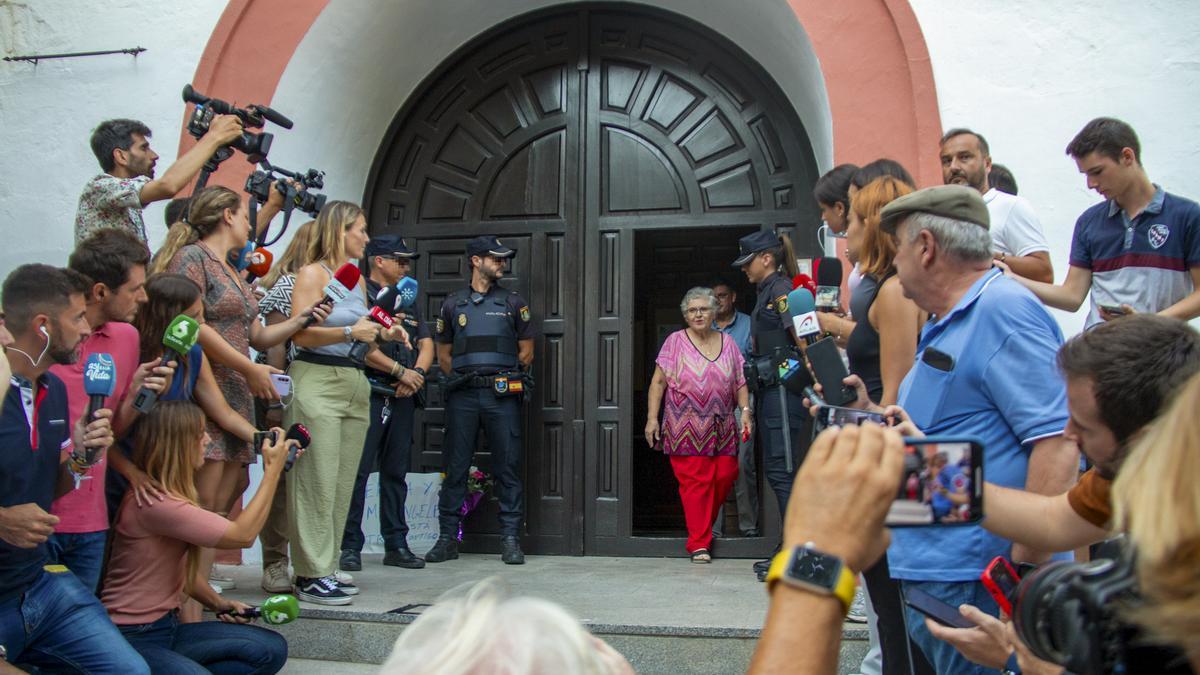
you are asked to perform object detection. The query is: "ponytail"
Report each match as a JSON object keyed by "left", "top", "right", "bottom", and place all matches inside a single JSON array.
[
  {"left": 149, "top": 186, "right": 242, "bottom": 275},
  {"left": 763, "top": 234, "right": 800, "bottom": 279}
]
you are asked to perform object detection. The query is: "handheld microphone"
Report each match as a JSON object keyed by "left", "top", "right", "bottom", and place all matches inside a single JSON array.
[
  {"left": 81, "top": 353, "right": 117, "bottom": 463},
  {"left": 222, "top": 594, "right": 300, "bottom": 625},
  {"left": 348, "top": 306, "right": 396, "bottom": 364},
  {"left": 284, "top": 423, "right": 311, "bottom": 472},
  {"left": 792, "top": 273, "right": 816, "bottom": 297},
  {"left": 133, "top": 315, "right": 201, "bottom": 413},
  {"left": 374, "top": 284, "right": 400, "bottom": 313},
  {"left": 245, "top": 247, "right": 273, "bottom": 282},
  {"left": 787, "top": 288, "right": 821, "bottom": 345},
  {"left": 395, "top": 276, "right": 418, "bottom": 310},
  {"left": 815, "top": 256, "right": 843, "bottom": 311},
  {"left": 229, "top": 242, "right": 255, "bottom": 272},
  {"left": 305, "top": 263, "right": 362, "bottom": 327}
]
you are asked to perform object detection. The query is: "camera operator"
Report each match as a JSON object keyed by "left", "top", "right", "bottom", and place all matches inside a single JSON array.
[
  {"left": 0, "top": 264, "right": 148, "bottom": 673},
  {"left": 76, "top": 116, "right": 243, "bottom": 246},
  {"left": 749, "top": 424, "right": 906, "bottom": 674}
]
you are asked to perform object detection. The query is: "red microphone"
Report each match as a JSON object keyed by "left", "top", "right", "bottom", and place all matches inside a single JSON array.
[
  {"left": 367, "top": 306, "right": 394, "bottom": 328},
  {"left": 246, "top": 248, "right": 273, "bottom": 282},
  {"left": 305, "top": 263, "right": 362, "bottom": 327},
  {"left": 792, "top": 273, "right": 816, "bottom": 296}
]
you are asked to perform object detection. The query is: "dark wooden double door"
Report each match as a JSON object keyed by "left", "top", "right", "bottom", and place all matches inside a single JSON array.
[{"left": 364, "top": 5, "right": 819, "bottom": 555}]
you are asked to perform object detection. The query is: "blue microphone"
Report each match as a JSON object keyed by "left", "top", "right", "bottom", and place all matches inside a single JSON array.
[
  {"left": 396, "top": 277, "right": 418, "bottom": 310},
  {"left": 82, "top": 353, "right": 117, "bottom": 463},
  {"left": 787, "top": 287, "right": 821, "bottom": 345}
]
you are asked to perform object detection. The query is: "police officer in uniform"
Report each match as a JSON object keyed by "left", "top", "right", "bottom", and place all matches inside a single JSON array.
[
  {"left": 339, "top": 236, "right": 433, "bottom": 572},
  {"left": 732, "top": 231, "right": 811, "bottom": 518},
  {"left": 426, "top": 235, "right": 536, "bottom": 565}
]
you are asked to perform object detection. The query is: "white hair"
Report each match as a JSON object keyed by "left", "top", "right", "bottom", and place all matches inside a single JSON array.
[
  {"left": 903, "top": 212, "right": 993, "bottom": 264},
  {"left": 679, "top": 286, "right": 718, "bottom": 315},
  {"left": 381, "top": 578, "right": 623, "bottom": 675}
]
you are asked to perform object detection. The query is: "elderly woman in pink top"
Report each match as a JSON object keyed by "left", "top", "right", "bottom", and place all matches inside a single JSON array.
[{"left": 645, "top": 287, "right": 751, "bottom": 562}]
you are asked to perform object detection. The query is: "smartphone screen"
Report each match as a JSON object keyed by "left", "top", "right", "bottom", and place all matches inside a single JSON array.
[
  {"left": 903, "top": 586, "right": 973, "bottom": 629},
  {"left": 815, "top": 405, "right": 886, "bottom": 431},
  {"left": 890, "top": 438, "right": 984, "bottom": 527},
  {"left": 805, "top": 336, "right": 856, "bottom": 406}
]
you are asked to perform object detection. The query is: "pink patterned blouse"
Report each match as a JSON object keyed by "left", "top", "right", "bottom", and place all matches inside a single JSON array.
[{"left": 654, "top": 330, "right": 747, "bottom": 456}]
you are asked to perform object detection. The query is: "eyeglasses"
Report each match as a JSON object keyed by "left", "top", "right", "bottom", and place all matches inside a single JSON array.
[{"left": 684, "top": 307, "right": 713, "bottom": 316}]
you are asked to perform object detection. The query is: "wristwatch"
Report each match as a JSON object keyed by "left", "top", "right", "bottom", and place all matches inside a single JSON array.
[
  {"left": 413, "top": 367, "right": 427, "bottom": 377},
  {"left": 343, "top": 326, "right": 353, "bottom": 343},
  {"left": 766, "top": 542, "right": 858, "bottom": 614}
]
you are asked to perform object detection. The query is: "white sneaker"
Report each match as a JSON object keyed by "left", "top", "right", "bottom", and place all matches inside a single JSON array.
[
  {"left": 261, "top": 560, "right": 292, "bottom": 594},
  {"left": 295, "top": 575, "right": 353, "bottom": 606},
  {"left": 333, "top": 569, "right": 359, "bottom": 595},
  {"left": 209, "top": 569, "right": 237, "bottom": 591}
]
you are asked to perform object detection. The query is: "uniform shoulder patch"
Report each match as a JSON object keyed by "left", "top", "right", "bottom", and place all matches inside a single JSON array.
[
  {"left": 458, "top": 313, "right": 468, "bottom": 327},
  {"left": 774, "top": 294, "right": 788, "bottom": 314},
  {"left": 436, "top": 317, "right": 445, "bottom": 334},
  {"left": 519, "top": 306, "right": 531, "bottom": 322}
]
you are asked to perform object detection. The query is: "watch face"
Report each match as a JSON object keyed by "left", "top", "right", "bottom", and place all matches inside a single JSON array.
[{"left": 788, "top": 548, "right": 842, "bottom": 588}]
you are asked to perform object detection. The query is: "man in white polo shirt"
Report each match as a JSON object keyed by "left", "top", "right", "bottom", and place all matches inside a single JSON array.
[{"left": 940, "top": 128, "right": 1054, "bottom": 282}]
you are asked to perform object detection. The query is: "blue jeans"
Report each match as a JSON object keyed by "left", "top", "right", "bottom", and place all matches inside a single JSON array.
[
  {"left": 118, "top": 611, "right": 287, "bottom": 674},
  {"left": 0, "top": 568, "right": 149, "bottom": 673},
  {"left": 46, "top": 530, "right": 108, "bottom": 593},
  {"left": 900, "top": 579, "right": 1001, "bottom": 675}
]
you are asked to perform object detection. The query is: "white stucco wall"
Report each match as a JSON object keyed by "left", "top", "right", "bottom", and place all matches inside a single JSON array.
[
  {"left": 910, "top": 0, "right": 1200, "bottom": 335},
  {"left": 3, "top": 0, "right": 1200, "bottom": 339},
  {"left": 0, "top": 0, "right": 225, "bottom": 271}
]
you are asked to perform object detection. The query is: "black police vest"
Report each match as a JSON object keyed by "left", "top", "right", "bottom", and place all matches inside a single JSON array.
[
  {"left": 449, "top": 290, "right": 520, "bottom": 372},
  {"left": 752, "top": 274, "right": 791, "bottom": 356}
]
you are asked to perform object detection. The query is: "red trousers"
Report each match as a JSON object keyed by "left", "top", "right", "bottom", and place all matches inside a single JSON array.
[{"left": 669, "top": 455, "right": 739, "bottom": 553}]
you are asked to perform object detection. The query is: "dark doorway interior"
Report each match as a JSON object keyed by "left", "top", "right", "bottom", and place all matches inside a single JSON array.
[{"left": 632, "top": 225, "right": 759, "bottom": 537}]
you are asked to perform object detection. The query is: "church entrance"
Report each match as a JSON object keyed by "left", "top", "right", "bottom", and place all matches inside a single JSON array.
[{"left": 364, "top": 4, "right": 820, "bottom": 555}]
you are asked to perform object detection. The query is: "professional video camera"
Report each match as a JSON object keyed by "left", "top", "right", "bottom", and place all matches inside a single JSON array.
[
  {"left": 1013, "top": 550, "right": 1189, "bottom": 674},
  {"left": 182, "top": 84, "right": 294, "bottom": 163},
  {"left": 245, "top": 161, "right": 327, "bottom": 218}
]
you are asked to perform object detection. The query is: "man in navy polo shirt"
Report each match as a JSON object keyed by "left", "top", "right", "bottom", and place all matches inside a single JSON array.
[
  {"left": 0, "top": 264, "right": 148, "bottom": 673},
  {"left": 842, "top": 186, "right": 1080, "bottom": 674},
  {"left": 1004, "top": 117, "right": 1200, "bottom": 328}
]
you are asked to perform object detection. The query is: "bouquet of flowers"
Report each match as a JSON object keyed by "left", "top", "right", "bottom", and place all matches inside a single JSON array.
[{"left": 458, "top": 466, "right": 495, "bottom": 541}]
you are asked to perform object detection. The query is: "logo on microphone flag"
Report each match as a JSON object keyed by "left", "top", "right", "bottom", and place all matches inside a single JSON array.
[
  {"left": 792, "top": 311, "right": 820, "bottom": 338},
  {"left": 163, "top": 315, "right": 201, "bottom": 355},
  {"left": 85, "top": 354, "right": 115, "bottom": 384}
]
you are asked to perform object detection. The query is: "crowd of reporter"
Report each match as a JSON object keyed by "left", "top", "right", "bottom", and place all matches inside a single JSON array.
[{"left": 1, "top": 96, "right": 1199, "bottom": 675}]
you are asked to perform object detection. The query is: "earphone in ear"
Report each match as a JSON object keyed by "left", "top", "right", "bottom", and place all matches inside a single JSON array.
[{"left": 39, "top": 326, "right": 49, "bottom": 338}]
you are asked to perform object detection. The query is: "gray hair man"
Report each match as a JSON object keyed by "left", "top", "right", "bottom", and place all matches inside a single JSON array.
[{"left": 840, "top": 185, "right": 1080, "bottom": 673}]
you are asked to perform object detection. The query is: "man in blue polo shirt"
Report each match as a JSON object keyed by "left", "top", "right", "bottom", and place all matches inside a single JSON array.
[
  {"left": 1003, "top": 117, "right": 1200, "bottom": 328},
  {"left": 859, "top": 185, "right": 1079, "bottom": 673},
  {"left": 0, "top": 264, "right": 148, "bottom": 673}
]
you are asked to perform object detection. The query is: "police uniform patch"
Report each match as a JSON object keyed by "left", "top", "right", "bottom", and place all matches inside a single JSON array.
[
  {"left": 519, "top": 306, "right": 530, "bottom": 322},
  {"left": 774, "top": 295, "right": 788, "bottom": 314},
  {"left": 458, "top": 313, "right": 467, "bottom": 327},
  {"left": 436, "top": 317, "right": 445, "bottom": 334}
]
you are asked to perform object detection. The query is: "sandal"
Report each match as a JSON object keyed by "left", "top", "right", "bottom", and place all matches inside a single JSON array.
[{"left": 690, "top": 549, "right": 712, "bottom": 564}]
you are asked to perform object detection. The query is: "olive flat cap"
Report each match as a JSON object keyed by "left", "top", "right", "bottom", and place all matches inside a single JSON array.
[{"left": 880, "top": 184, "right": 990, "bottom": 234}]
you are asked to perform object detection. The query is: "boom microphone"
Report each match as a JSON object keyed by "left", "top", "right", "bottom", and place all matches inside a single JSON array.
[
  {"left": 815, "top": 257, "right": 843, "bottom": 311},
  {"left": 787, "top": 288, "right": 821, "bottom": 345},
  {"left": 305, "top": 263, "right": 362, "bottom": 327},
  {"left": 133, "top": 315, "right": 201, "bottom": 413}
]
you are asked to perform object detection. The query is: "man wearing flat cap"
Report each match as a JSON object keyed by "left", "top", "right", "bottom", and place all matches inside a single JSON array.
[
  {"left": 340, "top": 236, "right": 433, "bottom": 573},
  {"left": 840, "top": 185, "right": 1079, "bottom": 673},
  {"left": 428, "top": 235, "right": 536, "bottom": 565}
]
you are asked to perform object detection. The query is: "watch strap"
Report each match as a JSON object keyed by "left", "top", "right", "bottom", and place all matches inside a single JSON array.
[{"left": 765, "top": 545, "right": 857, "bottom": 614}]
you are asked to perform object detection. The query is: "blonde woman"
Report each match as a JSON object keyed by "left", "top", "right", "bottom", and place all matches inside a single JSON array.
[
  {"left": 101, "top": 401, "right": 289, "bottom": 673},
  {"left": 286, "top": 201, "right": 406, "bottom": 604},
  {"left": 1113, "top": 371, "right": 1200, "bottom": 670}
]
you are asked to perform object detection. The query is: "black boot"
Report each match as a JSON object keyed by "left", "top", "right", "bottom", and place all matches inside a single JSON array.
[
  {"left": 339, "top": 549, "right": 362, "bottom": 572},
  {"left": 383, "top": 545, "right": 427, "bottom": 569},
  {"left": 501, "top": 536, "right": 525, "bottom": 565},
  {"left": 424, "top": 536, "right": 459, "bottom": 563}
]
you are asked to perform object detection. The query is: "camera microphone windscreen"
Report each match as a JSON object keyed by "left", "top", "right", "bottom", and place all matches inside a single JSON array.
[
  {"left": 396, "top": 277, "right": 419, "bottom": 310},
  {"left": 787, "top": 287, "right": 821, "bottom": 344},
  {"left": 83, "top": 353, "right": 117, "bottom": 420},
  {"left": 254, "top": 105, "right": 294, "bottom": 130},
  {"left": 815, "top": 257, "right": 843, "bottom": 311}
]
